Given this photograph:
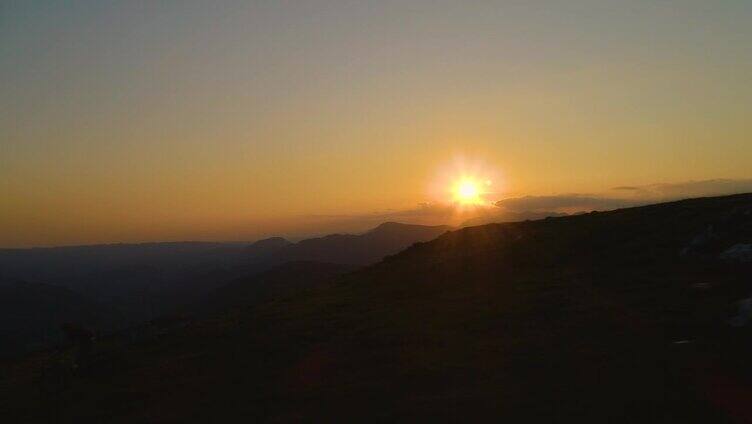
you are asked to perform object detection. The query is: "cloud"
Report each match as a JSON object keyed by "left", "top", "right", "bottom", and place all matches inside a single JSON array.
[
  {"left": 291, "top": 203, "right": 464, "bottom": 237},
  {"left": 495, "top": 179, "right": 752, "bottom": 215},
  {"left": 306, "top": 203, "right": 459, "bottom": 225},
  {"left": 295, "top": 202, "right": 570, "bottom": 236},
  {"left": 610, "top": 179, "right": 752, "bottom": 200},
  {"left": 495, "top": 195, "right": 632, "bottom": 213},
  {"left": 281, "top": 178, "right": 752, "bottom": 239}
]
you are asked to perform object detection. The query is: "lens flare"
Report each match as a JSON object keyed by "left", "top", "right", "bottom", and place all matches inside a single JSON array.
[
  {"left": 428, "top": 156, "right": 503, "bottom": 211},
  {"left": 453, "top": 179, "right": 483, "bottom": 205}
]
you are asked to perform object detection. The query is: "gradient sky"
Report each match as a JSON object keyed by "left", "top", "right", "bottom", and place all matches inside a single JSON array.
[{"left": 2, "top": 1, "right": 751, "bottom": 247}]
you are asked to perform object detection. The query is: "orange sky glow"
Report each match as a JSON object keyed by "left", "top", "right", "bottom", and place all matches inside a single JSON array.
[{"left": 2, "top": 1, "right": 752, "bottom": 247}]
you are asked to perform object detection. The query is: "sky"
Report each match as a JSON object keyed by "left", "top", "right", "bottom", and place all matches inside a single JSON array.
[{"left": 2, "top": 1, "right": 752, "bottom": 247}]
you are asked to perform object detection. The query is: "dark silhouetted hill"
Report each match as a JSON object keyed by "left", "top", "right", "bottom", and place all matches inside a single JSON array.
[
  {"left": 460, "top": 210, "right": 568, "bottom": 227},
  {"left": 244, "top": 237, "right": 292, "bottom": 256},
  {"left": 271, "top": 222, "right": 452, "bottom": 265}
]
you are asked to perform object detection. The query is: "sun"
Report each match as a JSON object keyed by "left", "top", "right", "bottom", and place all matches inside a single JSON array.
[
  {"left": 429, "top": 157, "right": 500, "bottom": 208},
  {"left": 452, "top": 178, "right": 485, "bottom": 205}
]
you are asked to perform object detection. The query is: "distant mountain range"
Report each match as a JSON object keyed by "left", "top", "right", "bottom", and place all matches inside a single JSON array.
[
  {"left": 267, "top": 222, "right": 452, "bottom": 266},
  {"left": 0, "top": 222, "right": 452, "bottom": 355}
]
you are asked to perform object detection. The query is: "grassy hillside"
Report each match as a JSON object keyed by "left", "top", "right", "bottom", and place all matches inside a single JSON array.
[{"left": 2, "top": 194, "right": 752, "bottom": 422}]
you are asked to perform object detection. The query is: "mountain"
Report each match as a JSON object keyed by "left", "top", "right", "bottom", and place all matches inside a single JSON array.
[
  {"left": 244, "top": 237, "right": 292, "bottom": 256},
  {"left": 0, "top": 242, "right": 265, "bottom": 339},
  {"left": 0, "top": 224, "right": 450, "bottom": 301},
  {"left": 0, "top": 241, "right": 253, "bottom": 295},
  {"left": 270, "top": 222, "right": 453, "bottom": 265},
  {"left": 186, "top": 223, "right": 452, "bottom": 314},
  {"left": 163, "top": 223, "right": 451, "bottom": 315},
  {"left": 0, "top": 279, "right": 106, "bottom": 357},
  {"left": 0, "top": 223, "right": 453, "bottom": 355}
]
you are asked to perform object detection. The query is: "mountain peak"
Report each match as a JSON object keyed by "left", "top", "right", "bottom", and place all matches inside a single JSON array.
[
  {"left": 369, "top": 222, "right": 406, "bottom": 232},
  {"left": 244, "top": 237, "right": 292, "bottom": 258},
  {"left": 367, "top": 221, "right": 452, "bottom": 234},
  {"left": 247, "top": 237, "right": 291, "bottom": 250}
]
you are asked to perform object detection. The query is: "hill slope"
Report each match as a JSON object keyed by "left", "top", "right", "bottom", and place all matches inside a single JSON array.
[
  {"left": 0, "top": 280, "right": 106, "bottom": 357},
  {"left": 197, "top": 261, "right": 357, "bottom": 315},
  {"left": 3, "top": 194, "right": 752, "bottom": 422}
]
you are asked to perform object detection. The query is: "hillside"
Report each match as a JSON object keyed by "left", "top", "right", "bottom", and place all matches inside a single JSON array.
[
  {"left": 196, "top": 261, "right": 357, "bottom": 315},
  {"left": 3, "top": 194, "right": 752, "bottom": 422},
  {"left": 0, "top": 280, "right": 106, "bottom": 357}
]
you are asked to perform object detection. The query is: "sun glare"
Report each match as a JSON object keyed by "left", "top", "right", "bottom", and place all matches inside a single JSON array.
[
  {"left": 453, "top": 179, "right": 485, "bottom": 205},
  {"left": 429, "top": 157, "right": 501, "bottom": 209}
]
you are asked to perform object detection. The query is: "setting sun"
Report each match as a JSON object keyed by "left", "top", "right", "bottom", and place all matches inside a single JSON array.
[
  {"left": 431, "top": 157, "right": 499, "bottom": 209},
  {"left": 453, "top": 179, "right": 486, "bottom": 205},
  {"left": 3, "top": 2, "right": 752, "bottom": 421}
]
